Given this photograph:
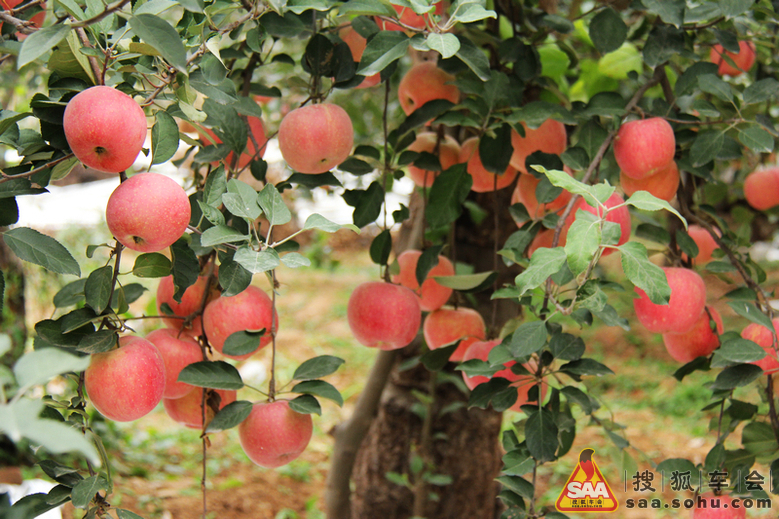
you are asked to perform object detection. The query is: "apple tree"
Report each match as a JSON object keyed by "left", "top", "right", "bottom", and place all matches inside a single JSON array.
[{"left": 1, "top": 0, "right": 779, "bottom": 518}]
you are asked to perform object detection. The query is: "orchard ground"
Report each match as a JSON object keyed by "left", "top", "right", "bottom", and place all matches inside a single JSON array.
[{"left": 13, "top": 212, "right": 779, "bottom": 519}]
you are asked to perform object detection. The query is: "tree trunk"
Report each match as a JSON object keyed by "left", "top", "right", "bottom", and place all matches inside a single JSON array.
[{"left": 0, "top": 229, "right": 26, "bottom": 367}]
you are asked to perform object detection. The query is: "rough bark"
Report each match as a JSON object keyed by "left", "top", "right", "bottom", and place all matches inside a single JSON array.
[{"left": 0, "top": 228, "right": 26, "bottom": 368}]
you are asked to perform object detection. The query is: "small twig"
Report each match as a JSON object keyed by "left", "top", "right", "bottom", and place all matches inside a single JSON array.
[
  {"left": 69, "top": 0, "right": 132, "bottom": 28},
  {"left": 75, "top": 26, "right": 104, "bottom": 86},
  {"left": 0, "top": 153, "right": 75, "bottom": 184}
]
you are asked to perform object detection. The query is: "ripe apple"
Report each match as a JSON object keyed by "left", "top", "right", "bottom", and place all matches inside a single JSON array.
[
  {"left": 662, "top": 307, "right": 723, "bottom": 363},
  {"left": 691, "top": 493, "right": 746, "bottom": 519},
  {"left": 406, "top": 132, "right": 461, "bottom": 187},
  {"left": 613, "top": 117, "right": 676, "bottom": 180},
  {"left": 526, "top": 228, "right": 567, "bottom": 258},
  {"left": 105, "top": 172, "right": 191, "bottom": 253},
  {"left": 450, "top": 336, "right": 479, "bottom": 363},
  {"left": 339, "top": 27, "right": 381, "bottom": 88},
  {"left": 512, "top": 168, "right": 573, "bottom": 218},
  {"left": 568, "top": 192, "right": 631, "bottom": 256},
  {"left": 202, "top": 285, "right": 278, "bottom": 361},
  {"left": 157, "top": 274, "right": 218, "bottom": 334},
  {"left": 63, "top": 85, "right": 147, "bottom": 173},
  {"left": 1, "top": 0, "right": 46, "bottom": 39},
  {"left": 460, "top": 137, "right": 519, "bottom": 192},
  {"left": 84, "top": 336, "right": 166, "bottom": 422},
  {"left": 145, "top": 328, "right": 203, "bottom": 399},
  {"left": 740, "top": 318, "right": 779, "bottom": 374},
  {"left": 633, "top": 267, "right": 707, "bottom": 334},
  {"left": 163, "top": 387, "right": 237, "bottom": 429},
  {"left": 710, "top": 40, "right": 756, "bottom": 77},
  {"left": 202, "top": 114, "right": 268, "bottom": 169},
  {"left": 620, "top": 160, "right": 679, "bottom": 202},
  {"left": 397, "top": 62, "right": 460, "bottom": 117},
  {"left": 509, "top": 119, "right": 567, "bottom": 173},
  {"left": 423, "top": 307, "right": 486, "bottom": 350},
  {"left": 277, "top": 103, "right": 354, "bottom": 174},
  {"left": 743, "top": 167, "right": 779, "bottom": 211},
  {"left": 239, "top": 400, "right": 313, "bottom": 468},
  {"left": 390, "top": 249, "right": 455, "bottom": 312},
  {"left": 347, "top": 281, "right": 421, "bottom": 350},
  {"left": 375, "top": 2, "right": 443, "bottom": 31},
  {"left": 682, "top": 225, "right": 721, "bottom": 265}
]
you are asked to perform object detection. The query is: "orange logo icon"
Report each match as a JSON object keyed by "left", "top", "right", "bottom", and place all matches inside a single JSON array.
[{"left": 555, "top": 448, "right": 619, "bottom": 513}]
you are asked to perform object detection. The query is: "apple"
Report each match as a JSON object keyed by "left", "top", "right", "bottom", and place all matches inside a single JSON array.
[
  {"left": 145, "top": 328, "right": 203, "bottom": 399},
  {"left": 105, "top": 172, "right": 191, "bottom": 253},
  {"left": 423, "top": 307, "right": 486, "bottom": 350},
  {"left": 1, "top": 0, "right": 46, "bottom": 39},
  {"left": 691, "top": 493, "right": 746, "bottom": 519},
  {"left": 460, "top": 137, "right": 519, "bottom": 193},
  {"left": 450, "top": 336, "right": 479, "bottom": 363},
  {"left": 339, "top": 27, "right": 381, "bottom": 88},
  {"left": 84, "top": 336, "right": 166, "bottom": 422},
  {"left": 461, "top": 340, "right": 546, "bottom": 412},
  {"left": 613, "top": 117, "right": 676, "bottom": 180},
  {"left": 406, "top": 131, "right": 461, "bottom": 187},
  {"left": 347, "top": 281, "right": 421, "bottom": 350},
  {"left": 239, "top": 400, "right": 313, "bottom": 468},
  {"left": 397, "top": 62, "right": 460, "bottom": 117},
  {"left": 277, "top": 103, "right": 354, "bottom": 174},
  {"left": 202, "top": 285, "right": 278, "bottom": 361},
  {"left": 63, "top": 85, "right": 147, "bottom": 173},
  {"left": 390, "top": 249, "right": 455, "bottom": 312},
  {"left": 157, "top": 274, "right": 218, "bottom": 334},
  {"left": 682, "top": 225, "right": 721, "bottom": 265},
  {"left": 526, "top": 228, "right": 567, "bottom": 258},
  {"left": 740, "top": 318, "right": 779, "bottom": 374},
  {"left": 163, "top": 387, "right": 237, "bottom": 429},
  {"left": 710, "top": 40, "right": 756, "bottom": 77},
  {"left": 633, "top": 267, "right": 707, "bottom": 334},
  {"left": 620, "top": 160, "right": 679, "bottom": 202},
  {"left": 662, "top": 307, "right": 723, "bottom": 363},
  {"left": 202, "top": 114, "right": 268, "bottom": 169},
  {"left": 375, "top": 2, "right": 443, "bottom": 32},
  {"left": 511, "top": 168, "right": 573, "bottom": 218},
  {"left": 509, "top": 119, "right": 567, "bottom": 173},
  {"left": 569, "top": 192, "right": 631, "bottom": 256},
  {"left": 743, "top": 167, "right": 779, "bottom": 211}
]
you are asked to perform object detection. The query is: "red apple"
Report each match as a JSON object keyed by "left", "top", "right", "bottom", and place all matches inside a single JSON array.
[
  {"left": 633, "top": 267, "right": 707, "bottom": 334},
  {"left": 397, "top": 62, "right": 460, "bottom": 117},
  {"left": 390, "top": 249, "right": 455, "bottom": 312},
  {"left": 202, "top": 285, "right": 278, "bottom": 361},
  {"left": 84, "top": 336, "right": 166, "bottom": 422},
  {"left": 460, "top": 137, "right": 519, "bottom": 193},
  {"left": 339, "top": 27, "right": 381, "bottom": 88},
  {"left": 450, "top": 336, "right": 479, "bottom": 363},
  {"left": 105, "top": 172, "right": 191, "bottom": 253},
  {"left": 509, "top": 120, "right": 567, "bottom": 173},
  {"left": 406, "top": 131, "right": 461, "bottom": 187},
  {"left": 613, "top": 117, "right": 675, "bottom": 180},
  {"left": 63, "top": 86, "right": 147, "bottom": 173},
  {"left": 347, "top": 281, "right": 421, "bottom": 350},
  {"left": 682, "top": 225, "right": 721, "bottom": 265},
  {"left": 157, "top": 274, "right": 218, "bottom": 334},
  {"left": 620, "top": 160, "right": 679, "bottom": 202},
  {"left": 277, "top": 103, "right": 354, "bottom": 174},
  {"left": 741, "top": 318, "right": 779, "bottom": 374},
  {"left": 569, "top": 192, "right": 631, "bottom": 256},
  {"left": 423, "top": 307, "right": 486, "bottom": 349},
  {"left": 662, "top": 307, "right": 723, "bottom": 363},
  {"left": 743, "top": 167, "right": 779, "bottom": 211},
  {"left": 163, "top": 387, "right": 237, "bottom": 429},
  {"left": 710, "top": 40, "right": 756, "bottom": 77},
  {"left": 526, "top": 228, "right": 567, "bottom": 258},
  {"left": 691, "top": 493, "right": 746, "bottom": 519},
  {"left": 239, "top": 400, "right": 313, "bottom": 468},
  {"left": 202, "top": 114, "right": 268, "bottom": 169},
  {"left": 145, "top": 328, "right": 203, "bottom": 399}
]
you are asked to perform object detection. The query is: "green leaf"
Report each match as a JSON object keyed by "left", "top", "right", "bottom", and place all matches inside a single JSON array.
[
  {"left": 549, "top": 334, "right": 585, "bottom": 362},
  {"left": 71, "top": 475, "right": 108, "bottom": 509},
  {"left": 170, "top": 238, "right": 199, "bottom": 302},
  {"left": 14, "top": 348, "right": 90, "bottom": 389},
  {"left": 642, "top": 0, "right": 684, "bottom": 27},
  {"left": 561, "top": 386, "right": 592, "bottom": 414},
  {"left": 432, "top": 271, "right": 493, "bottom": 291},
  {"left": 496, "top": 475, "right": 534, "bottom": 499},
  {"left": 357, "top": 31, "right": 409, "bottom": 76},
  {"left": 624, "top": 191, "right": 686, "bottom": 226},
  {"left": 205, "top": 400, "right": 253, "bottom": 433},
  {"left": 84, "top": 265, "right": 113, "bottom": 314},
  {"left": 525, "top": 409, "right": 558, "bottom": 462},
  {"left": 223, "top": 179, "right": 261, "bottom": 220},
  {"left": 292, "top": 380, "right": 343, "bottom": 406},
  {"left": 218, "top": 257, "right": 252, "bottom": 297},
  {"left": 425, "top": 164, "right": 472, "bottom": 228},
  {"left": 345, "top": 181, "right": 384, "bottom": 228},
  {"left": 415, "top": 245, "right": 444, "bottom": 286},
  {"left": 718, "top": 0, "right": 754, "bottom": 17},
  {"left": 3, "top": 227, "right": 80, "bottom": 276},
  {"left": 479, "top": 124, "right": 513, "bottom": 175},
  {"left": 426, "top": 33, "right": 459, "bottom": 59},
  {"left": 129, "top": 14, "right": 188, "bottom": 74},
  {"left": 234, "top": 247, "right": 280, "bottom": 274},
  {"left": 743, "top": 78, "right": 779, "bottom": 105},
  {"left": 533, "top": 166, "right": 600, "bottom": 206},
  {"left": 565, "top": 211, "right": 600, "bottom": 276},
  {"left": 711, "top": 364, "right": 763, "bottom": 389},
  {"left": 454, "top": 35, "right": 490, "bottom": 81},
  {"left": 258, "top": 183, "right": 292, "bottom": 226},
  {"left": 514, "top": 247, "right": 567, "bottom": 296},
  {"left": 451, "top": 3, "right": 496, "bottom": 23},
  {"left": 559, "top": 358, "right": 614, "bottom": 377},
  {"left": 508, "top": 321, "right": 547, "bottom": 357},
  {"left": 132, "top": 253, "right": 171, "bottom": 278},
  {"left": 369, "top": 229, "right": 392, "bottom": 266},
  {"left": 222, "top": 330, "right": 264, "bottom": 357},
  {"left": 151, "top": 110, "right": 179, "bottom": 165},
  {"left": 619, "top": 242, "right": 670, "bottom": 305},
  {"left": 200, "top": 225, "right": 248, "bottom": 247},
  {"left": 727, "top": 301, "right": 774, "bottom": 330},
  {"left": 698, "top": 74, "right": 734, "bottom": 103},
  {"left": 18, "top": 23, "right": 71, "bottom": 69},
  {"left": 288, "top": 394, "right": 321, "bottom": 415},
  {"left": 690, "top": 131, "right": 724, "bottom": 167},
  {"left": 302, "top": 213, "right": 358, "bottom": 233},
  {"left": 280, "top": 252, "right": 311, "bottom": 268},
  {"left": 116, "top": 509, "right": 146, "bottom": 519},
  {"left": 76, "top": 330, "right": 118, "bottom": 354},
  {"left": 203, "top": 167, "right": 227, "bottom": 207},
  {"left": 293, "top": 355, "right": 345, "bottom": 380},
  {"left": 178, "top": 361, "right": 244, "bottom": 390},
  {"left": 589, "top": 7, "right": 627, "bottom": 54},
  {"left": 717, "top": 338, "right": 766, "bottom": 363},
  {"left": 739, "top": 126, "right": 774, "bottom": 153}
]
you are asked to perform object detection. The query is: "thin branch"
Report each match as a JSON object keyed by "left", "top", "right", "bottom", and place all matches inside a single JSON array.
[
  {"left": 0, "top": 153, "right": 75, "bottom": 184},
  {"left": 69, "top": 0, "right": 132, "bottom": 28},
  {"left": 75, "top": 26, "right": 104, "bottom": 86}
]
